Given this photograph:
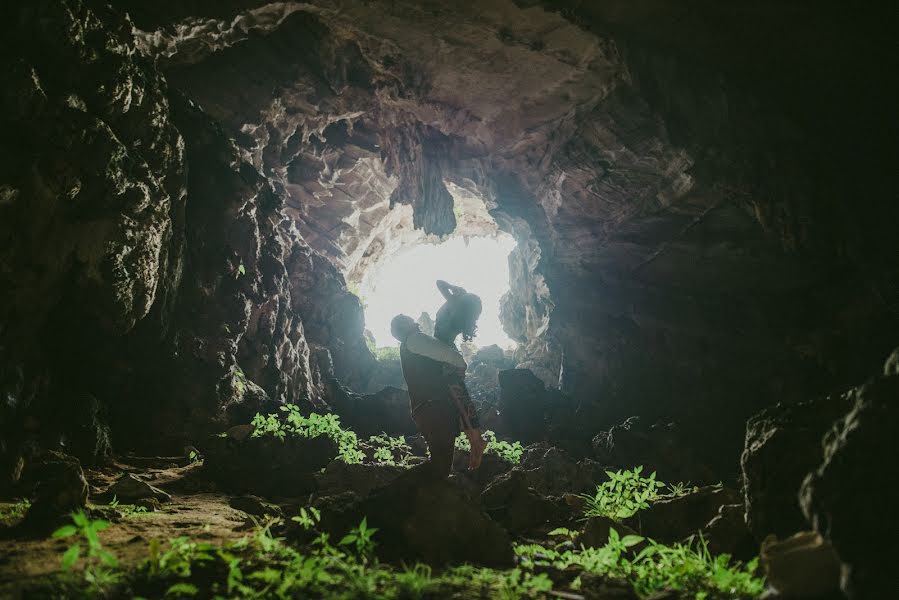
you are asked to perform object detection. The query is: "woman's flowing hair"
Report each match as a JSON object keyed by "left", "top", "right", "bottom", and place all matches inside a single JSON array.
[{"left": 436, "top": 291, "right": 482, "bottom": 343}]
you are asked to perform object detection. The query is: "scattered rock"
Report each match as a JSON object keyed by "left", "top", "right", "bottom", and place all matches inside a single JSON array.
[
  {"left": 406, "top": 435, "right": 429, "bottom": 457},
  {"left": 702, "top": 504, "right": 757, "bottom": 561},
  {"left": 579, "top": 573, "right": 639, "bottom": 599},
  {"left": 626, "top": 485, "right": 741, "bottom": 543},
  {"left": 315, "top": 460, "right": 406, "bottom": 498},
  {"left": 229, "top": 495, "right": 283, "bottom": 519},
  {"left": 107, "top": 473, "right": 172, "bottom": 503},
  {"left": 474, "top": 345, "right": 508, "bottom": 366},
  {"left": 225, "top": 424, "right": 254, "bottom": 442},
  {"left": 20, "top": 451, "right": 88, "bottom": 529},
  {"left": 519, "top": 444, "right": 606, "bottom": 496},
  {"left": 593, "top": 417, "right": 716, "bottom": 485},
  {"left": 451, "top": 448, "right": 514, "bottom": 485},
  {"left": 135, "top": 497, "right": 162, "bottom": 512},
  {"left": 322, "top": 478, "right": 513, "bottom": 566},
  {"left": 201, "top": 432, "right": 338, "bottom": 496},
  {"left": 324, "top": 381, "right": 416, "bottom": 437},
  {"left": 578, "top": 516, "right": 640, "bottom": 549},
  {"left": 742, "top": 393, "right": 850, "bottom": 541},
  {"left": 799, "top": 362, "right": 899, "bottom": 600},
  {"left": 760, "top": 531, "right": 840, "bottom": 599},
  {"left": 480, "top": 469, "right": 557, "bottom": 534},
  {"left": 225, "top": 379, "right": 280, "bottom": 428}
]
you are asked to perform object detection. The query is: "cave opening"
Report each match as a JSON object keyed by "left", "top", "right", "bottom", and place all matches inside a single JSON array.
[{"left": 359, "top": 232, "right": 517, "bottom": 350}]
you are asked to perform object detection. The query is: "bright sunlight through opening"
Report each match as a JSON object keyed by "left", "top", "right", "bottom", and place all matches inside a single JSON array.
[{"left": 360, "top": 235, "right": 517, "bottom": 349}]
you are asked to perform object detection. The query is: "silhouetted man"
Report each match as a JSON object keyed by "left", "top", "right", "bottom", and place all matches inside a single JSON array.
[{"left": 390, "top": 313, "right": 486, "bottom": 480}]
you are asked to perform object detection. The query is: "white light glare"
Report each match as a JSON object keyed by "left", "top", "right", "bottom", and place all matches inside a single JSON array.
[{"left": 361, "top": 235, "right": 517, "bottom": 349}]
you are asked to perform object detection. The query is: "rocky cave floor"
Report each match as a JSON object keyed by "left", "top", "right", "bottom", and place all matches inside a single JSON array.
[
  {"left": 4, "top": 350, "right": 892, "bottom": 600},
  {"left": 0, "top": 441, "right": 757, "bottom": 600}
]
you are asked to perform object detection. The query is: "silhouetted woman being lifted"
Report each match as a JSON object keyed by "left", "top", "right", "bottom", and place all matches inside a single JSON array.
[{"left": 434, "top": 280, "right": 488, "bottom": 469}]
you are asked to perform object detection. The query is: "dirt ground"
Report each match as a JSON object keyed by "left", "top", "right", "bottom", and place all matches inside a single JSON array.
[{"left": 0, "top": 458, "right": 261, "bottom": 593}]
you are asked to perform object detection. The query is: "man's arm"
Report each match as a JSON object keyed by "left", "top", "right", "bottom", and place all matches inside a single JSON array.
[
  {"left": 406, "top": 332, "right": 466, "bottom": 370},
  {"left": 436, "top": 280, "right": 466, "bottom": 302}
]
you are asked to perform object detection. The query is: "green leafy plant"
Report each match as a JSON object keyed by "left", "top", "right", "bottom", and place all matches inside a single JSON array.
[
  {"left": 394, "top": 563, "right": 439, "bottom": 598},
  {"left": 347, "top": 283, "right": 367, "bottom": 309},
  {"left": 234, "top": 366, "right": 248, "bottom": 396},
  {"left": 547, "top": 527, "right": 578, "bottom": 540},
  {"left": 368, "top": 433, "right": 412, "bottom": 466},
  {"left": 338, "top": 517, "right": 378, "bottom": 563},
  {"left": 581, "top": 466, "right": 666, "bottom": 521},
  {"left": 664, "top": 481, "right": 697, "bottom": 498},
  {"left": 145, "top": 535, "right": 216, "bottom": 579},
  {"left": 515, "top": 527, "right": 764, "bottom": 599},
  {"left": 0, "top": 498, "right": 31, "bottom": 523},
  {"left": 250, "top": 406, "right": 365, "bottom": 464},
  {"left": 454, "top": 430, "right": 524, "bottom": 464},
  {"left": 373, "top": 346, "right": 400, "bottom": 362},
  {"left": 442, "top": 565, "right": 553, "bottom": 599},
  {"left": 291, "top": 506, "right": 321, "bottom": 531},
  {"left": 108, "top": 495, "right": 148, "bottom": 517},
  {"left": 53, "top": 511, "right": 121, "bottom": 593}
]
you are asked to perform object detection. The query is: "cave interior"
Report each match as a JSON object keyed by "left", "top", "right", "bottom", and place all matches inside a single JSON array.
[{"left": 0, "top": 1, "right": 896, "bottom": 599}]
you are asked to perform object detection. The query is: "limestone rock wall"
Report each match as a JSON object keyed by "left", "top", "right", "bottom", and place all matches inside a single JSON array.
[{"left": 0, "top": 1, "right": 377, "bottom": 484}]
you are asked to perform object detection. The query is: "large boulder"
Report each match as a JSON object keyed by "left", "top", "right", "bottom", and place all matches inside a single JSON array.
[
  {"left": 105, "top": 473, "right": 171, "bottom": 503},
  {"left": 324, "top": 380, "right": 416, "bottom": 437},
  {"left": 625, "top": 485, "right": 741, "bottom": 543},
  {"left": 480, "top": 469, "right": 558, "bottom": 534},
  {"left": 741, "top": 393, "right": 850, "bottom": 541},
  {"left": 315, "top": 460, "right": 406, "bottom": 498},
  {"left": 578, "top": 516, "right": 640, "bottom": 549},
  {"left": 701, "top": 504, "right": 757, "bottom": 561},
  {"left": 20, "top": 451, "right": 88, "bottom": 529},
  {"left": 799, "top": 356, "right": 899, "bottom": 600},
  {"left": 229, "top": 495, "right": 283, "bottom": 519},
  {"left": 201, "top": 432, "right": 337, "bottom": 496},
  {"left": 321, "top": 478, "right": 513, "bottom": 566},
  {"left": 593, "top": 417, "right": 715, "bottom": 485},
  {"left": 519, "top": 444, "right": 607, "bottom": 496},
  {"left": 760, "top": 531, "right": 841, "bottom": 599}
]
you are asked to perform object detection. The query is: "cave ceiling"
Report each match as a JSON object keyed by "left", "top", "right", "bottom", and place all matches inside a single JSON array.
[
  {"left": 122, "top": 0, "right": 897, "bottom": 430},
  {"left": 130, "top": 0, "right": 694, "bottom": 280}
]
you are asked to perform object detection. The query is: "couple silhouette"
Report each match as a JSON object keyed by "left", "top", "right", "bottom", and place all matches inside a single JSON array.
[{"left": 390, "top": 280, "right": 487, "bottom": 478}]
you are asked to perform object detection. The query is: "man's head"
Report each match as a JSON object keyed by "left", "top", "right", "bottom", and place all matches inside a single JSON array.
[{"left": 390, "top": 314, "right": 419, "bottom": 343}]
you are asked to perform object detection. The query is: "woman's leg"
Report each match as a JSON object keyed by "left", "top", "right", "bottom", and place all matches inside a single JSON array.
[{"left": 447, "top": 381, "right": 487, "bottom": 469}]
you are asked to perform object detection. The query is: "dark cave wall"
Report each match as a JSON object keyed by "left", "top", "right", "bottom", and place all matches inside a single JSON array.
[
  {"left": 0, "top": 0, "right": 186, "bottom": 476},
  {"left": 510, "top": 0, "right": 899, "bottom": 470},
  {"left": 0, "top": 1, "right": 377, "bottom": 484}
]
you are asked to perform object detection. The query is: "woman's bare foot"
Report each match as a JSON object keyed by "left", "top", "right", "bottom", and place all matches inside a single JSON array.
[{"left": 467, "top": 430, "right": 487, "bottom": 470}]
